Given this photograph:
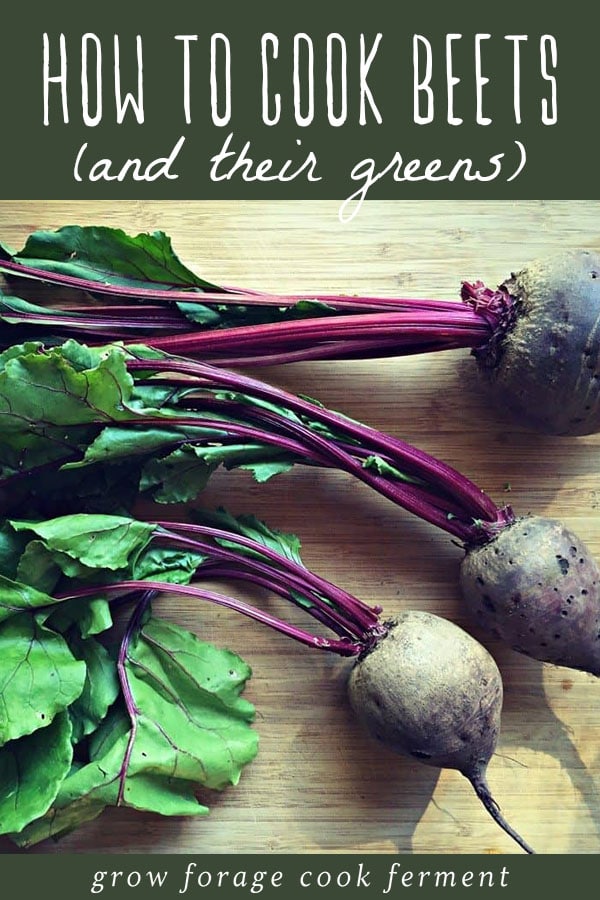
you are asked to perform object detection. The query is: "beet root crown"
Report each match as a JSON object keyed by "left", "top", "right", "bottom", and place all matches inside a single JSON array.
[{"left": 469, "top": 250, "right": 600, "bottom": 435}]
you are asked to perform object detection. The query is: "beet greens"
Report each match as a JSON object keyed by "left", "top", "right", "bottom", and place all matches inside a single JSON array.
[
  {"left": 0, "top": 225, "right": 497, "bottom": 361},
  {"left": 2, "top": 226, "right": 599, "bottom": 434},
  {"left": 1, "top": 596, "right": 259, "bottom": 847},
  {"left": 0, "top": 339, "right": 509, "bottom": 545},
  {"left": 0, "top": 539, "right": 259, "bottom": 848}
]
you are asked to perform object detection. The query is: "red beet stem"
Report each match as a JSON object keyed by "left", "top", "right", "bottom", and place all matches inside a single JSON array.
[
  {"left": 142, "top": 310, "right": 492, "bottom": 359},
  {"left": 57, "top": 578, "right": 370, "bottom": 656},
  {"left": 1, "top": 254, "right": 516, "bottom": 364},
  {"left": 125, "top": 350, "right": 510, "bottom": 543},
  {"left": 0, "top": 255, "right": 494, "bottom": 315},
  {"left": 154, "top": 526, "right": 381, "bottom": 636}
]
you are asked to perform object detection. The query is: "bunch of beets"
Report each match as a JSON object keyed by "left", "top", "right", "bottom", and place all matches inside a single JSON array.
[{"left": 0, "top": 225, "right": 599, "bottom": 854}]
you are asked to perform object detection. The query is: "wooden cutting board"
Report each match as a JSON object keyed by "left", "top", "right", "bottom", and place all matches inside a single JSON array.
[{"left": 0, "top": 199, "right": 599, "bottom": 855}]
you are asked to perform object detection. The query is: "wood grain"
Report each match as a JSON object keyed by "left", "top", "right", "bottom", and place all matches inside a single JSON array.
[{"left": 0, "top": 200, "right": 599, "bottom": 855}]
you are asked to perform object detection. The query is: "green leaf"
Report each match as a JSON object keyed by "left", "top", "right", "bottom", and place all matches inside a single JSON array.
[
  {"left": 0, "top": 574, "right": 59, "bottom": 622},
  {"left": 0, "top": 294, "right": 84, "bottom": 324},
  {"left": 0, "top": 340, "right": 44, "bottom": 364},
  {"left": 88, "top": 702, "right": 130, "bottom": 759},
  {"left": 0, "top": 428, "right": 80, "bottom": 484},
  {"left": 140, "top": 442, "right": 297, "bottom": 504},
  {"left": 5, "top": 226, "right": 220, "bottom": 291},
  {"left": 214, "top": 389, "right": 304, "bottom": 424},
  {"left": 0, "top": 613, "right": 86, "bottom": 744},
  {"left": 10, "top": 710, "right": 132, "bottom": 847},
  {"left": 45, "top": 596, "right": 114, "bottom": 638},
  {"left": 10, "top": 514, "right": 155, "bottom": 571},
  {"left": 9, "top": 791, "right": 106, "bottom": 848},
  {"left": 4, "top": 507, "right": 210, "bottom": 641},
  {"left": 0, "top": 338, "right": 310, "bottom": 509},
  {"left": 12, "top": 513, "right": 205, "bottom": 588},
  {"left": 15, "top": 540, "right": 62, "bottom": 593},
  {"left": 0, "top": 342, "right": 143, "bottom": 485},
  {"left": 10, "top": 711, "right": 206, "bottom": 848},
  {"left": 193, "top": 508, "right": 305, "bottom": 565},
  {"left": 68, "top": 635, "right": 120, "bottom": 744},
  {"left": 240, "top": 459, "right": 295, "bottom": 483},
  {"left": 11, "top": 618, "right": 258, "bottom": 847},
  {"left": 175, "top": 301, "right": 223, "bottom": 325},
  {"left": 66, "top": 423, "right": 226, "bottom": 469},
  {"left": 140, "top": 446, "right": 218, "bottom": 503},
  {"left": 175, "top": 297, "right": 338, "bottom": 329},
  {"left": 0, "top": 342, "right": 134, "bottom": 434},
  {"left": 124, "top": 617, "right": 258, "bottom": 791},
  {"left": 19, "top": 458, "right": 143, "bottom": 518},
  {"left": 22, "top": 542, "right": 99, "bottom": 584},
  {"left": 290, "top": 299, "right": 337, "bottom": 316},
  {"left": 0, "top": 231, "right": 346, "bottom": 335},
  {"left": 0, "top": 712, "right": 73, "bottom": 834},
  {"left": 128, "top": 381, "right": 202, "bottom": 411},
  {"left": 131, "top": 544, "right": 206, "bottom": 585},
  {"left": 0, "top": 523, "right": 28, "bottom": 580},
  {"left": 362, "top": 454, "right": 425, "bottom": 486}
]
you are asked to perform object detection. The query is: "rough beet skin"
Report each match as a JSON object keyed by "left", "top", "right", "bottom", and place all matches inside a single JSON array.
[
  {"left": 347, "top": 610, "right": 533, "bottom": 853},
  {"left": 474, "top": 250, "right": 600, "bottom": 435},
  {"left": 460, "top": 515, "right": 600, "bottom": 674}
]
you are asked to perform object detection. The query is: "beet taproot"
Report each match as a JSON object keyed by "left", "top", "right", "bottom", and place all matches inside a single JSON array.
[
  {"left": 460, "top": 515, "right": 600, "bottom": 674},
  {"left": 347, "top": 610, "right": 534, "bottom": 853}
]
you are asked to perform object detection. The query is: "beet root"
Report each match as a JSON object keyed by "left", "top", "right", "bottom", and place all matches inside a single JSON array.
[
  {"left": 475, "top": 249, "right": 600, "bottom": 435},
  {"left": 460, "top": 515, "right": 600, "bottom": 675},
  {"left": 347, "top": 610, "right": 533, "bottom": 853}
]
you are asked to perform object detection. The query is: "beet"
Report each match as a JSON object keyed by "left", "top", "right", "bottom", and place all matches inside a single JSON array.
[
  {"left": 3, "top": 230, "right": 600, "bottom": 435},
  {"left": 347, "top": 610, "right": 534, "bottom": 853},
  {"left": 1, "top": 511, "right": 535, "bottom": 853},
  {"left": 460, "top": 515, "right": 600, "bottom": 674},
  {"left": 471, "top": 250, "right": 600, "bottom": 435}
]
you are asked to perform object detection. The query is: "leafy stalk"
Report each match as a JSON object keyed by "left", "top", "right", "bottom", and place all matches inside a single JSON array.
[
  {"left": 0, "top": 504, "right": 388, "bottom": 846},
  {"left": 0, "top": 225, "right": 514, "bottom": 364},
  {"left": 0, "top": 340, "right": 513, "bottom": 545},
  {"left": 61, "top": 579, "right": 371, "bottom": 656},
  {"left": 28, "top": 512, "right": 385, "bottom": 654}
]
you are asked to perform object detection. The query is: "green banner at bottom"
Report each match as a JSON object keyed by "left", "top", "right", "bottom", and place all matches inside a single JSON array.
[{"left": 0, "top": 853, "right": 583, "bottom": 899}]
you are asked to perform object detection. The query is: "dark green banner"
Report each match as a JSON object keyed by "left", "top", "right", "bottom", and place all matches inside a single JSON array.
[
  {"left": 1, "top": 0, "right": 595, "bottom": 203},
  {"left": 0, "top": 852, "right": 583, "bottom": 898}
]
